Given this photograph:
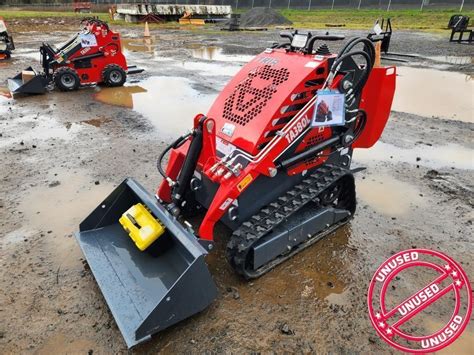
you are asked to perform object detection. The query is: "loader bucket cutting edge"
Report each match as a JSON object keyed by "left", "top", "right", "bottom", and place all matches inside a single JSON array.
[
  {"left": 75, "top": 178, "right": 217, "bottom": 348},
  {"left": 7, "top": 66, "right": 48, "bottom": 95}
]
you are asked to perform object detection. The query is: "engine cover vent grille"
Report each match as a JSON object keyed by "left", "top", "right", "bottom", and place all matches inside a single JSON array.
[{"left": 222, "top": 65, "right": 290, "bottom": 126}]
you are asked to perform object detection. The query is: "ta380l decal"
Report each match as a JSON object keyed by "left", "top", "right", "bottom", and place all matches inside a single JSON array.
[{"left": 285, "top": 115, "right": 311, "bottom": 144}]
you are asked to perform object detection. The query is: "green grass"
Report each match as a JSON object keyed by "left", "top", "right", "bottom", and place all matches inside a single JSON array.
[
  {"left": 0, "top": 10, "right": 100, "bottom": 19},
  {"left": 0, "top": 10, "right": 180, "bottom": 29},
  {"left": 281, "top": 8, "right": 474, "bottom": 31},
  {"left": 1, "top": 8, "right": 473, "bottom": 32},
  {"left": 0, "top": 10, "right": 112, "bottom": 23}
]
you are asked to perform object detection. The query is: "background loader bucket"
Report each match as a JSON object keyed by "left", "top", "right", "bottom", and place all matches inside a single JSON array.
[
  {"left": 8, "top": 66, "right": 48, "bottom": 95},
  {"left": 75, "top": 178, "right": 217, "bottom": 348}
]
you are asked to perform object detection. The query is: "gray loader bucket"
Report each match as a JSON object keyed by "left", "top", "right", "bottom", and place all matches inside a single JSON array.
[
  {"left": 75, "top": 178, "right": 217, "bottom": 348},
  {"left": 8, "top": 66, "right": 48, "bottom": 95}
]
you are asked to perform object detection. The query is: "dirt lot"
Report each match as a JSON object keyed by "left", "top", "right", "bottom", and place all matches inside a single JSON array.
[{"left": 0, "top": 20, "right": 473, "bottom": 354}]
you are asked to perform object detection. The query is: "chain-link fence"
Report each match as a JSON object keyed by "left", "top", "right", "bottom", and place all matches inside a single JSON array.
[{"left": 0, "top": 0, "right": 472, "bottom": 11}]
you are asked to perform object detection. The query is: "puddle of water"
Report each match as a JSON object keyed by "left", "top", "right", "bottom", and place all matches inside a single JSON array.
[
  {"left": 122, "top": 37, "right": 156, "bottom": 54},
  {"left": 93, "top": 85, "right": 147, "bottom": 109},
  {"left": 0, "top": 86, "right": 12, "bottom": 99},
  {"left": 130, "top": 46, "right": 244, "bottom": 77},
  {"left": 191, "top": 46, "right": 254, "bottom": 63},
  {"left": 18, "top": 169, "right": 114, "bottom": 267},
  {"left": 0, "top": 86, "right": 12, "bottom": 115},
  {"left": 94, "top": 76, "right": 217, "bottom": 136},
  {"left": 147, "top": 55, "right": 174, "bottom": 63},
  {"left": 428, "top": 55, "right": 473, "bottom": 65},
  {"left": 354, "top": 141, "right": 473, "bottom": 170},
  {"left": 172, "top": 60, "right": 243, "bottom": 77},
  {"left": 0, "top": 61, "right": 11, "bottom": 69},
  {"left": 357, "top": 174, "right": 425, "bottom": 217},
  {"left": 15, "top": 50, "right": 40, "bottom": 60},
  {"left": 325, "top": 288, "right": 351, "bottom": 306},
  {"left": 393, "top": 67, "right": 473, "bottom": 122}
]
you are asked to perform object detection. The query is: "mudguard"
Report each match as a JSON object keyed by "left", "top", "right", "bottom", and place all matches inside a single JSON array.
[{"left": 355, "top": 66, "right": 396, "bottom": 148}]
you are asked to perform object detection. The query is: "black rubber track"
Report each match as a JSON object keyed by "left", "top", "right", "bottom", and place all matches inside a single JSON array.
[{"left": 226, "top": 164, "right": 356, "bottom": 279}]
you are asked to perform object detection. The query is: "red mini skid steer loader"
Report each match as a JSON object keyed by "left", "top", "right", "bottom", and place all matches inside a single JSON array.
[
  {"left": 8, "top": 18, "right": 143, "bottom": 95},
  {"left": 76, "top": 31, "right": 396, "bottom": 348},
  {"left": 0, "top": 17, "right": 14, "bottom": 60}
]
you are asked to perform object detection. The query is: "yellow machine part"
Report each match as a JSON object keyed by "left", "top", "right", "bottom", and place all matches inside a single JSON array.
[
  {"left": 179, "top": 19, "right": 206, "bottom": 25},
  {"left": 119, "top": 203, "right": 165, "bottom": 251},
  {"left": 179, "top": 12, "right": 205, "bottom": 25}
]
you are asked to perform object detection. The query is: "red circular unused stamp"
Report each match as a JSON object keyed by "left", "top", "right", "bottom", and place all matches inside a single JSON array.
[{"left": 367, "top": 249, "right": 472, "bottom": 353}]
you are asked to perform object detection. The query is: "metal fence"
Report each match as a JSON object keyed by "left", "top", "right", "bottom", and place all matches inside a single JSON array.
[{"left": 0, "top": 0, "right": 472, "bottom": 11}]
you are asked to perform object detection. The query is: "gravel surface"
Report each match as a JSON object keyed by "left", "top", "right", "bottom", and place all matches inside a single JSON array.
[{"left": 239, "top": 7, "right": 293, "bottom": 27}]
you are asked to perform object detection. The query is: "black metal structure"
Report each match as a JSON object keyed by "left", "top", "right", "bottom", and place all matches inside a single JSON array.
[
  {"left": 448, "top": 15, "right": 473, "bottom": 44},
  {"left": 221, "top": 14, "right": 241, "bottom": 31},
  {"left": 368, "top": 18, "right": 392, "bottom": 54},
  {"left": 367, "top": 18, "right": 420, "bottom": 63}
]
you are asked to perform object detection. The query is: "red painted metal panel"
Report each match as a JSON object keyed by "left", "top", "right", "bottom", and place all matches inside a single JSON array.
[
  {"left": 355, "top": 66, "right": 396, "bottom": 148},
  {"left": 207, "top": 49, "right": 334, "bottom": 155}
]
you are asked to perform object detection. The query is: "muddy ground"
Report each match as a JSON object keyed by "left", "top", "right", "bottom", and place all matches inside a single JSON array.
[{"left": 0, "top": 21, "right": 473, "bottom": 354}]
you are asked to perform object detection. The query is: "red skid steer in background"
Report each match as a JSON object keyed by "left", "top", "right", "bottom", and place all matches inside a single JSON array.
[
  {"left": 8, "top": 18, "right": 143, "bottom": 95},
  {"left": 76, "top": 31, "right": 396, "bottom": 348},
  {"left": 0, "top": 17, "right": 14, "bottom": 60}
]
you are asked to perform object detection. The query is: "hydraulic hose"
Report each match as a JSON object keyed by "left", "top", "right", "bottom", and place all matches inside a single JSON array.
[
  {"left": 321, "top": 37, "right": 375, "bottom": 119},
  {"left": 342, "top": 109, "right": 367, "bottom": 148},
  {"left": 337, "top": 37, "right": 375, "bottom": 66},
  {"left": 352, "top": 109, "right": 367, "bottom": 143},
  {"left": 156, "top": 132, "right": 192, "bottom": 179},
  {"left": 330, "top": 39, "right": 373, "bottom": 148},
  {"left": 328, "top": 37, "right": 375, "bottom": 97},
  {"left": 331, "top": 50, "right": 372, "bottom": 94}
]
